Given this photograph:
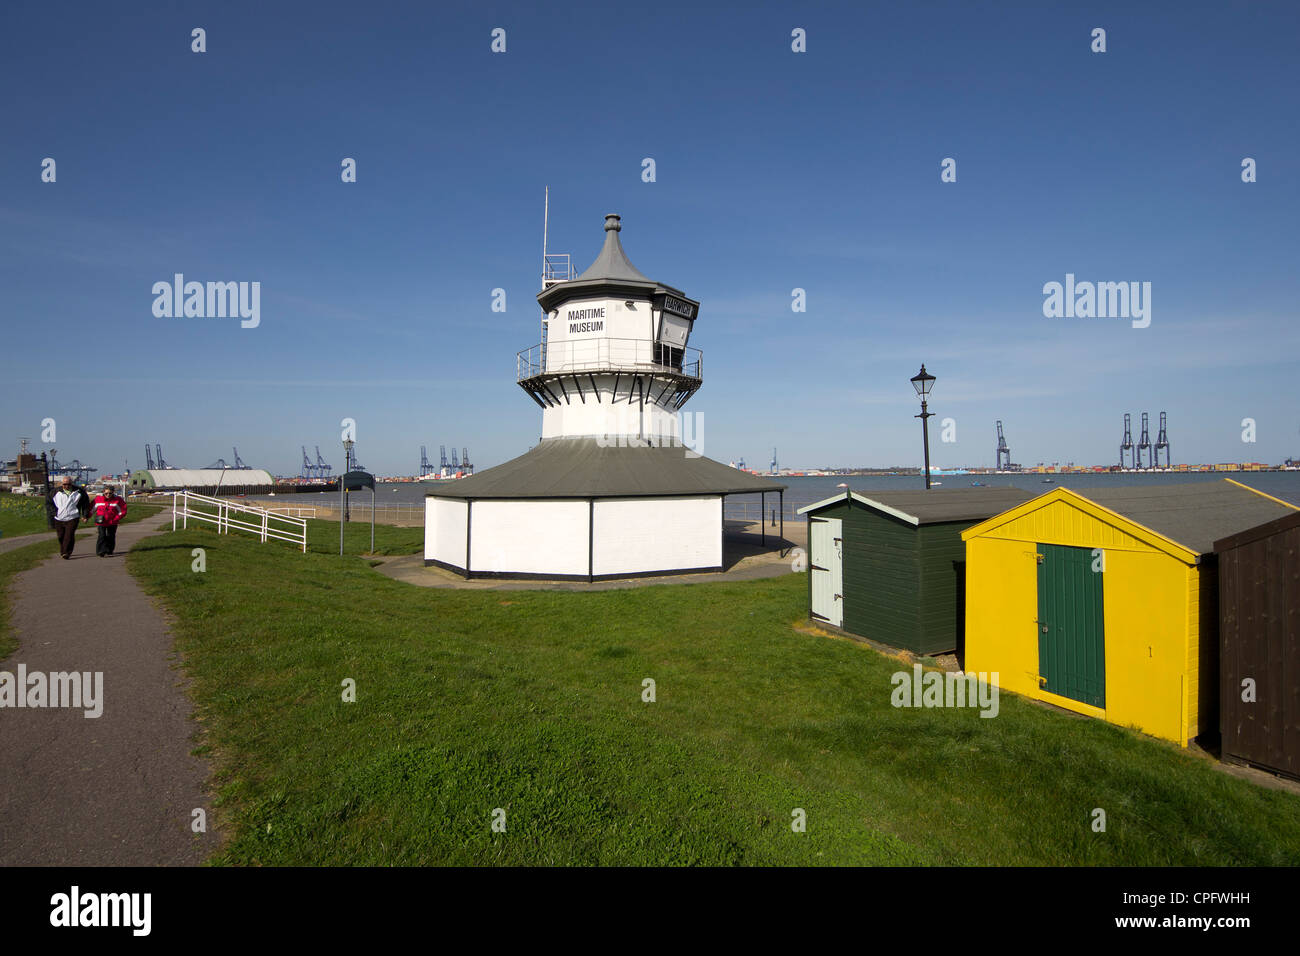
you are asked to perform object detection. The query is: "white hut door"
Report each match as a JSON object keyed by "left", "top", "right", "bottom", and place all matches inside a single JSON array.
[{"left": 810, "top": 517, "right": 843, "bottom": 627}]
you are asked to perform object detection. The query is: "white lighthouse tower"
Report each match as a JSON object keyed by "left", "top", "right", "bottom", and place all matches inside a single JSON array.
[
  {"left": 521, "top": 213, "right": 701, "bottom": 445},
  {"left": 424, "top": 212, "right": 784, "bottom": 581}
]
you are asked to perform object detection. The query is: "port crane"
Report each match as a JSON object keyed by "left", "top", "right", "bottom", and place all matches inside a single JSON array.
[
  {"left": 1119, "top": 413, "right": 1135, "bottom": 468},
  {"left": 1136, "top": 412, "right": 1153, "bottom": 469},
  {"left": 1154, "top": 412, "right": 1170, "bottom": 468},
  {"left": 995, "top": 421, "right": 1012, "bottom": 470},
  {"left": 462, "top": 448, "right": 472, "bottom": 474},
  {"left": 145, "top": 444, "right": 155, "bottom": 470},
  {"left": 420, "top": 446, "right": 434, "bottom": 477},
  {"left": 47, "top": 450, "right": 97, "bottom": 484},
  {"left": 315, "top": 446, "right": 332, "bottom": 477}
]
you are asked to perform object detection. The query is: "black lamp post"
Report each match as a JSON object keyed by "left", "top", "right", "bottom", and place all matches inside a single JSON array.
[
  {"left": 910, "top": 364, "right": 936, "bottom": 490},
  {"left": 343, "top": 438, "right": 354, "bottom": 523}
]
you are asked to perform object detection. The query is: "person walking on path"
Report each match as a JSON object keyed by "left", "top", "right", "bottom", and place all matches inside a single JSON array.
[
  {"left": 93, "top": 484, "right": 128, "bottom": 556},
  {"left": 47, "top": 475, "right": 91, "bottom": 559}
]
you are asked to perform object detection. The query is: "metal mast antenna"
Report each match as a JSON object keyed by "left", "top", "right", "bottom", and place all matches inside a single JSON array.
[{"left": 541, "top": 187, "right": 549, "bottom": 353}]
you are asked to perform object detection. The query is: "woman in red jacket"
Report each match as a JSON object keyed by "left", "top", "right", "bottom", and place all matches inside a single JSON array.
[{"left": 93, "top": 485, "right": 128, "bottom": 557}]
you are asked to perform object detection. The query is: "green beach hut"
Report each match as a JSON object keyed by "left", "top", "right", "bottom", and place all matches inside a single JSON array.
[{"left": 797, "top": 487, "right": 1033, "bottom": 655}]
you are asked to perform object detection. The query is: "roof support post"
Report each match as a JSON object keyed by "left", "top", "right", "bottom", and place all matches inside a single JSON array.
[{"left": 464, "top": 499, "right": 472, "bottom": 579}]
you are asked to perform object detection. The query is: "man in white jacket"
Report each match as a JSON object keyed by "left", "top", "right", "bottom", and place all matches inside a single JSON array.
[{"left": 48, "top": 476, "right": 90, "bottom": 559}]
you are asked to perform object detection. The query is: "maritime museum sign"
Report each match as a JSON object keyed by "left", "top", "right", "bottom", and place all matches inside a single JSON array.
[{"left": 566, "top": 306, "right": 605, "bottom": 334}]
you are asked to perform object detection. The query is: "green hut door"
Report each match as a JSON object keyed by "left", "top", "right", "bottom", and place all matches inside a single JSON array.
[{"left": 1036, "top": 543, "right": 1105, "bottom": 708}]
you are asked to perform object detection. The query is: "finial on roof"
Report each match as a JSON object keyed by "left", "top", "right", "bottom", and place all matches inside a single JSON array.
[{"left": 604, "top": 214, "right": 621, "bottom": 232}]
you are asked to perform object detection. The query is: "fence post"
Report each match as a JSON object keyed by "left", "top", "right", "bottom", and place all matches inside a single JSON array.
[
  {"left": 172, "top": 492, "right": 176, "bottom": 531},
  {"left": 262, "top": 511, "right": 268, "bottom": 542}
]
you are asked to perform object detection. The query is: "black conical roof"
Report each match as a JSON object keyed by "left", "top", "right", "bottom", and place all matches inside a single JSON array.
[
  {"left": 573, "top": 214, "right": 653, "bottom": 283},
  {"left": 537, "top": 213, "right": 684, "bottom": 311}
]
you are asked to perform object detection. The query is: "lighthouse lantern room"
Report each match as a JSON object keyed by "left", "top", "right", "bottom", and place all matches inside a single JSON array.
[{"left": 424, "top": 213, "right": 784, "bottom": 581}]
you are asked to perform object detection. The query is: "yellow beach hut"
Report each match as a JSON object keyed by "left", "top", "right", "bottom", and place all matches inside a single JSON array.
[{"left": 961, "top": 479, "right": 1297, "bottom": 747}]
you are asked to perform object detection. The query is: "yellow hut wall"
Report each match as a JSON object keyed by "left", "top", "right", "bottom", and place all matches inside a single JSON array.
[{"left": 964, "top": 497, "right": 1202, "bottom": 746}]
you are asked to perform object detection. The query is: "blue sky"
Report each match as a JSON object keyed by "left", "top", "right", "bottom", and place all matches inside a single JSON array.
[{"left": 2, "top": 0, "right": 1297, "bottom": 475}]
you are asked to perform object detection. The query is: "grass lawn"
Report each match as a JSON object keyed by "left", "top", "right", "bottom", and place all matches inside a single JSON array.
[
  {"left": 128, "top": 522, "right": 1300, "bottom": 866},
  {"left": 0, "top": 494, "right": 55, "bottom": 538},
  {"left": 0, "top": 495, "right": 162, "bottom": 540}
]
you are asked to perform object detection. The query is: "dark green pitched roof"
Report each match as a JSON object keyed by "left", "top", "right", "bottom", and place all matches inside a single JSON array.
[
  {"left": 425, "top": 438, "right": 786, "bottom": 499},
  {"left": 801, "top": 487, "right": 1035, "bottom": 524}
]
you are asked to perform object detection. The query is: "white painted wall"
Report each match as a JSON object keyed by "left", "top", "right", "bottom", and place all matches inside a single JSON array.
[
  {"left": 469, "top": 499, "right": 590, "bottom": 576},
  {"left": 545, "top": 297, "right": 653, "bottom": 367},
  {"left": 592, "top": 496, "right": 721, "bottom": 576},
  {"left": 424, "top": 497, "right": 468, "bottom": 567}
]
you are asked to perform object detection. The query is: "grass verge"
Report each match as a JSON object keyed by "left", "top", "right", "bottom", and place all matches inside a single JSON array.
[{"left": 0, "top": 540, "right": 58, "bottom": 660}]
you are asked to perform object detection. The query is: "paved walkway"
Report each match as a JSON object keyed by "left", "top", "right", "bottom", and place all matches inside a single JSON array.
[
  {"left": 0, "top": 515, "right": 218, "bottom": 865},
  {"left": 0, "top": 522, "right": 104, "bottom": 556},
  {"left": 376, "top": 524, "right": 807, "bottom": 592}
]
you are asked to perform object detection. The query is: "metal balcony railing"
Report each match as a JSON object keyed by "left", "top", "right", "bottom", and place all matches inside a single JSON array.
[{"left": 517, "top": 338, "right": 703, "bottom": 382}]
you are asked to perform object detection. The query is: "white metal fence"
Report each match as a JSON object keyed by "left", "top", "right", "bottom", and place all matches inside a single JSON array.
[
  {"left": 171, "top": 490, "right": 308, "bottom": 552},
  {"left": 517, "top": 338, "right": 703, "bottom": 381}
]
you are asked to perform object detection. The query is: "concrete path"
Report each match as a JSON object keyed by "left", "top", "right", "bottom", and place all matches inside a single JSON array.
[
  {"left": 0, "top": 514, "right": 218, "bottom": 865},
  {"left": 0, "top": 523, "right": 102, "bottom": 556}
]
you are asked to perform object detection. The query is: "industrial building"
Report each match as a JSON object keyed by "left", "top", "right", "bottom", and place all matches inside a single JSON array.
[
  {"left": 1215, "top": 509, "right": 1300, "bottom": 780},
  {"left": 129, "top": 468, "right": 275, "bottom": 495},
  {"left": 961, "top": 480, "right": 1297, "bottom": 747},
  {"left": 797, "top": 487, "right": 1033, "bottom": 654},
  {"left": 424, "top": 212, "right": 784, "bottom": 580}
]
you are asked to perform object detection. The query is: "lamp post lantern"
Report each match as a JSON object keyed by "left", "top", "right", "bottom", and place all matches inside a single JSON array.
[{"left": 910, "top": 364, "right": 936, "bottom": 490}]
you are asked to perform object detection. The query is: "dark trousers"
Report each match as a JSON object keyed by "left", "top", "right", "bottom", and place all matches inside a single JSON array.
[
  {"left": 96, "top": 524, "right": 118, "bottom": 556},
  {"left": 55, "top": 519, "right": 79, "bottom": 556}
]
